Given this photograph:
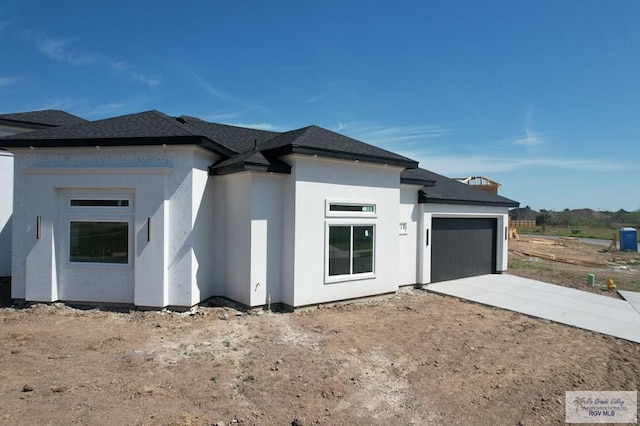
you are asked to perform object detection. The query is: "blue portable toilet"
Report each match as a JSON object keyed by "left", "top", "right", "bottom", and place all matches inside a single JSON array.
[{"left": 619, "top": 228, "right": 638, "bottom": 252}]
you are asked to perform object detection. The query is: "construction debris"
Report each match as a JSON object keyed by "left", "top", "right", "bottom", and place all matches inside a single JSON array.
[
  {"left": 508, "top": 249, "right": 606, "bottom": 268},
  {"left": 608, "top": 232, "right": 618, "bottom": 252},
  {"left": 557, "top": 236, "right": 579, "bottom": 249}
]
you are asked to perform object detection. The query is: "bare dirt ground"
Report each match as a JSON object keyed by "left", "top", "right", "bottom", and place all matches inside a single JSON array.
[
  {"left": 0, "top": 239, "right": 639, "bottom": 426},
  {"left": 508, "top": 237, "right": 640, "bottom": 296}
]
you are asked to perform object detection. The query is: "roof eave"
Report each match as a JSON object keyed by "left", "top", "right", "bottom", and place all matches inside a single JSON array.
[
  {"left": 1, "top": 135, "right": 236, "bottom": 156},
  {"left": 418, "top": 193, "right": 519, "bottom": 207},
  {"left": 210, "top": 161, "right": 291, "bottom": 176},
  {"left": 401, "top": 177, "right": 436, "bottom": 187},
  {"left": 264, "top": 145, "right": 418, "bottom": 169},
  {"left": 0, "top": 119, "right": 54, "bottom": 130}
]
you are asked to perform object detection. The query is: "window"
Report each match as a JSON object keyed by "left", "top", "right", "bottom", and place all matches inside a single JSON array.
[
  {"left": 70, "top": 199, "right": 129, "bottom": 207},
  {"left": 326, "top": 201, "right": 376, "bottom": 217},
  {"left": 328, "top": 225, "right": 374, "bottom": 276},
  {"left": 65, "top": 193, "right": 133, "bottom": 266},
  {"left": 329, "top": 204, "right": 375, "bottom": 213},
  {"left": 69, "top": 221, "right": 129, "bottom": 264}
]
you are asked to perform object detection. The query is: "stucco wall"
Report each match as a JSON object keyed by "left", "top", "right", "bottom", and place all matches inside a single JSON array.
[
  {"left": 0, "top": 151, "right": 12, "bottom": 276},
  {"left": 1, "top": 124, "right": 58, "bottom": 277},
  {"left": 222, "top": 173, "right": 251, "bottom": 305},
  {"left": 219, "top": 172, "right": 284, "bottom": 307},
  {"left": 398, "top": 185, "right": 421, "bottom": 286},
  {"left": 284, "top": 155, "right": 404, "bottom": 307},
  {"left": 10, "top": 146, "right": 219, "bottom": 307}
]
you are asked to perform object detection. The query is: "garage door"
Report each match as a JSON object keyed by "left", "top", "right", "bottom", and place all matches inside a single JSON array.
[{"left": 431, "top": 218, "right": 497, "bottom": 283}]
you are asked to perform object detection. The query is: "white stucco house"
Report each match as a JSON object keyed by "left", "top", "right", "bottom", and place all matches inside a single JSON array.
[
  {"left": 0, "top": 110, "right": 87, "bottom": 277},
  {"left": 0, "top": 110, "right": 518, "bottom": 309}
]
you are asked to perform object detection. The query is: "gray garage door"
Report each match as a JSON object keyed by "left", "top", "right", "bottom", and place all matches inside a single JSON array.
[{"left": 431, "top": 218, "right": 497, "bottom": 283}]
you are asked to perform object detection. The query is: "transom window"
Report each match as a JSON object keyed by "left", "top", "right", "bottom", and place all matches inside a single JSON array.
[
  {"left": 70, "top": 199, "right": 129, "bottom": 207},
  {"left": 326, "top": 201, "right": 376, "bottom": 217},
  {"left": 329, "top": 204, "right": 375, "bottom": 213},
  {"left": 328, "top": 225, "right": 374, "bottom": 276}
]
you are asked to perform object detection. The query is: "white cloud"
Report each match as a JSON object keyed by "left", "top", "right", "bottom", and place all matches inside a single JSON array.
[
  {"left": 508, "top": 109, "right": 547, "bottom": 151},
  {"left": 0, "top": 77, "right": 17, "bottom": 86},
  {"left": 305, "top": 95, "right": 320, "bottom": 104},
  {"left": 110, "top": 62, "right": 159, "bottom": 88},
  {"left": 224, "top": 122, "right": 283, "bottom": 131},
  {"left": 30, "top": 33, "right": 99, "bottom": 65},
  {"left": 202, "top": 111, "right": 244, "bottom": 122},
  {"left": 37, "top": 96, "right": 84, "bottom": 111},
  {"left": 193, "top": 75, "right": 259, "bottom": 110},
  {"left": 337, "top": 121, "right": 452, "bottom": 146},
  {"left": 400, "top": 150, "right": 626, "bottom": 177},
  {"left": 23, "top": 31, "right": 158, "bottom": 87},
  {"left": 513, "top": 128, "right": 545, "bottom": 149},
  {"left": 82, "top": 102, "right": 126, "bottom": 117}
]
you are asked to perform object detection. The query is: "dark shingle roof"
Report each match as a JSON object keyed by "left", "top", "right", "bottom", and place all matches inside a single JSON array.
[
  {"left": 0, "top": 109, "right": 87, "bottom": 128},
  {"left": 1, "top": 110, "right": 419, "bottom": 169},
  {"left": 509, "top": 206, "right": 538, "bottom": 220},
  {"left": 400, "top": 167, "right": 437, "bottom": 187},
  {"left": 259, "top": 125, "right": 418, "bottom": 169},
  {"left": 177, "top": 116, "right": 280, "bottom": 154},
  {"left": 402, "top": 168, "right": 519, "bottom": 207},
  {"left": 210, "top": 150, "right": 291, "bottom": 175},
  {"left": 0, "top": 110, "right": 236, "bottom": 154},
  {"left": 0, "top": 108, "right": 519, "bottom": 207}
]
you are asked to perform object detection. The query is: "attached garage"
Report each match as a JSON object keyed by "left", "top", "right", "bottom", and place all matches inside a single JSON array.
[
  {"left": 403, "top": 167, "right": 518, "bottom": 286},
  {"left": 431, "top": 218, "right": 497, "bottom": 282}
]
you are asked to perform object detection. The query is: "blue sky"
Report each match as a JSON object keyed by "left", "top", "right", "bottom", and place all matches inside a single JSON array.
[{"left": 1, "top": 0, "right": 639, "bottom": 211}]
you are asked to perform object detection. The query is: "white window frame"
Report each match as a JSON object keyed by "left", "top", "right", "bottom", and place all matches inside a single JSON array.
[
  {"left": 63, "top": 191, "right": 134, "bottom": 269},
  {"left": 325, "top": 220, "right": 376, "bottom": 284},
  {"left": 325, "top": 200, "right": 377, "bottom": 218}
]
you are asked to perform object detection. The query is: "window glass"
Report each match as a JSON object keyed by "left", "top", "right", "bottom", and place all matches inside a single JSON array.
[
  {"left": 70, "top": 199, "right": 129, "bottom": 207},
  {"left": 329, "top": 204, "right": 375, "bottom": 213},
  {"left": 70, "top": 222, "right": 129, "bottom": 264},
  {"left": 329, "top": 226, "right": 351, "bottom": 276},
  {"left": 352, "top": 225, "right": 374, "bottom": 273},
  {"left": 328, "top": 225, "right": 374, "bottom": 277}
]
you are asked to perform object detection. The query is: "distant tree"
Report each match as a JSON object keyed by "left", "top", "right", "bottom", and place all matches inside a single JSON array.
[{"left": 536, "top": 211, "right": 551, "bottom": 227}]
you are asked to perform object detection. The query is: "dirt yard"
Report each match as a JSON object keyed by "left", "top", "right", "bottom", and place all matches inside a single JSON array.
[
  {"left": 508, "top": 237, "right": 640, "bottom": 295},
  {"left": 0, "top": 239, "right": 639, "bottom": 425}
]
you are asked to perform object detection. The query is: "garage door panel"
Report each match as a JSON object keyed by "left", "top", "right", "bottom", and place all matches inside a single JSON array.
[{"left": 431, "top": 218, "right": 497, "bottom": 283}]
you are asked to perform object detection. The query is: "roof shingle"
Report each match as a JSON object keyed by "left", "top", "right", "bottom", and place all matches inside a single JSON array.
[
  {"left": 401, "top": 168, "right": 519, "bottom": 207},
  {"left": 0, "top": 109, "right": 87, "bottom": 128},
  {"left": 259, "top": 125, "right": 418, "bottom": 168},
  {"left": 178, "top": 116, "right": 280, "bottom": 154}
]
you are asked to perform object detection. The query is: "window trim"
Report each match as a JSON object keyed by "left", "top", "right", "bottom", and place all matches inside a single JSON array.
[
  {"left": 62, "top": 190, "right": 134, "bottom": 269},
  {"left": 325, "top": 221, "right": 376, "bottom": 284},
  {"left": 70, "top": 199, "right": 130, "bottom": 208},
  {"left": 325, "top": 200, "right": 377, "bottom": 218}
]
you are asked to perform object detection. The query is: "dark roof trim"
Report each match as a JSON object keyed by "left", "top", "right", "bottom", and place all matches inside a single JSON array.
[
  {"left": 209, "top": 159, "right": 291, "bottom": 176},
  {"left": 401, "top": 177, "right": 436, "bottom": 187},
  {"left": 1, "top": 135, "right": 236, "bottom": 155},
  {"left": 418, "top": 192, "right": 520, "bottom": 207},
  {"left": 264, "top": 144, "right": 419, "bottom": 169},
  {"left": 0, "top": 118, "right": 53, "bottom": 130}
]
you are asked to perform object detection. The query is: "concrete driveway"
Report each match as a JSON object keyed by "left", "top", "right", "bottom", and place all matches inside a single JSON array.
[{"left": 426, "top": 274, "right": 640, "bottom": 344}]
